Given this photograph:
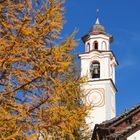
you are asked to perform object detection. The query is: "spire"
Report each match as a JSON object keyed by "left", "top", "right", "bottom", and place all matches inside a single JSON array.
[
  {"left": 95, "top": 9, "right": 100, "bottom": 25},
  {"left": 82, "top": 9, "right": 113, "bottom": 43},
  {"left": 95, "top": 17, "right": 100, "bottom": 25},
  {"left": 89, "top": 9, "right": 105, "bottom": 35}
]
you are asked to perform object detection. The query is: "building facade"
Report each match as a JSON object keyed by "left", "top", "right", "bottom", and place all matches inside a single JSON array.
[{"left": 79, "top": 18, "right": 118, "bottom": 132}]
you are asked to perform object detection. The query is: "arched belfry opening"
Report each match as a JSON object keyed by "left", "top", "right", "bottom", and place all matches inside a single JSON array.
[
  {"left": 87, "top": 43, "right": 90, "bottom": 52},
  {"left": 93, "top": 41, "right": 98, "bottom": 50},
  {"left": 90, "top": 61, "right": 100, "bottom": 79}
]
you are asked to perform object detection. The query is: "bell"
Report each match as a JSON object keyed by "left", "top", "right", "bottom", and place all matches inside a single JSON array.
[{"left": 94, "top": 68, "right": 99, "bottom": 74}]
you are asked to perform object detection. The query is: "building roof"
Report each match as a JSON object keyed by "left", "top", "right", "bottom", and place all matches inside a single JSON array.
[
  {"left": 82, "top": 17, "right": 113, "bottom": 43},
  {"left": 92, "top": 104, "right": 140, "bottom": 140},
  {"left": 89, "top": 18, "right": 106, "bottom": 35}
]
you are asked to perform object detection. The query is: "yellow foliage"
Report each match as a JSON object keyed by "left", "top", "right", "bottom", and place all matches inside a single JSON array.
[{"left": 0, "top": 0, "right": 89, "bottom": 139}]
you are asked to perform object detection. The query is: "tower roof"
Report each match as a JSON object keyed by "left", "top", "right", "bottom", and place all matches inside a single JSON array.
[
  {"left": 82, "top": 17, "right": 113, "bottom": 43},
  {"left": 89, "top": 17, "right": 106, "bottom": 35}
]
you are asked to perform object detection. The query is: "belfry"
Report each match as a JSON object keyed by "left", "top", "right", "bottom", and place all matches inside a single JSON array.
[{"left": 79, "top": 17, "right": 118, "bottom": 132}]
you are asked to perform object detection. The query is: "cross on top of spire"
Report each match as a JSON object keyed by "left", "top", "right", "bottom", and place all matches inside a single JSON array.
[{"left": 96, "top": 9, "right": 99, "bottom": 17}]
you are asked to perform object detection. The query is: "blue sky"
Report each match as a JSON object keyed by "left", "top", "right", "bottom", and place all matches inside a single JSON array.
[{"left": 62, "top": 0, "right": 140, "bottom": 115}]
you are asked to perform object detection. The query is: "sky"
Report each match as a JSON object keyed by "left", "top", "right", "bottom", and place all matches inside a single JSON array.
[{"left": 61, "top": 0, "right": 140, "bottom": 115}]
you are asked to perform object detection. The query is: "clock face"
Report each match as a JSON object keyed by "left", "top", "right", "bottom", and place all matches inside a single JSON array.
[{"left": 86, "top": 89, "right": 105, "bottom": 107}]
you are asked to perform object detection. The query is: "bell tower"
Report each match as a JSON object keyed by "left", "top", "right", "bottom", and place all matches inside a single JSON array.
[{"left": 79, "top": 18, "right": 118, "bottom": 131}]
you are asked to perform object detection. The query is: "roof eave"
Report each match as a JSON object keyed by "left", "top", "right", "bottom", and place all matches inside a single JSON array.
[
  {"left": 81, "top": 33, "right": 113, "bottom": 43},
  {"left": 81, "top": 34, "right": 89, "bottom": 43}
]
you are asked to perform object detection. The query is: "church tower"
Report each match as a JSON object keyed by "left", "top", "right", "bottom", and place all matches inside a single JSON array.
[{"left": 79, "top": 18, "right": 118, "bottom": 131}]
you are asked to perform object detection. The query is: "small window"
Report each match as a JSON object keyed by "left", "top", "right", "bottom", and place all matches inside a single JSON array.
[
  {"left": 90, "top": 61, "right": 100, "bottom": 78},
  {"left": 86, "top": 43, "right": 90, "bottom": 52},
  {"left": 93, "top": 41, "right": 98, "bottom": 50}
]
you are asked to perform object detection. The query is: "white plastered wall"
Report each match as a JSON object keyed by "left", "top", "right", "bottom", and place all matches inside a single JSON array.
[
  {"left": 79, "top": 32, "right": 117, "bottom": 134},
  {"left": 85, "top": 34, "right": 110, "bottom": 52},
  {"left": 79, "top": 51, "right": 116, "bottom": 82},
  {"left": 127, "top": 130, "right": 140, "bottom": 140},
  {"left": 82, "top": 80, "right": 116, "bottom": 131}
]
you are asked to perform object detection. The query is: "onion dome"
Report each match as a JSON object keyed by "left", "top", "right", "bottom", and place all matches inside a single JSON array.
[
  {"left": 82, "top": 17, "right": 113, "bottom": 43},
  {"left": 89, "top": 18, "right": 106, "bottom": 35}
]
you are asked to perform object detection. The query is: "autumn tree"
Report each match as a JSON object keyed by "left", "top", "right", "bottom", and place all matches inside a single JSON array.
[{"left": 0, "top": 0, "right": 89, "bottom": 139}]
